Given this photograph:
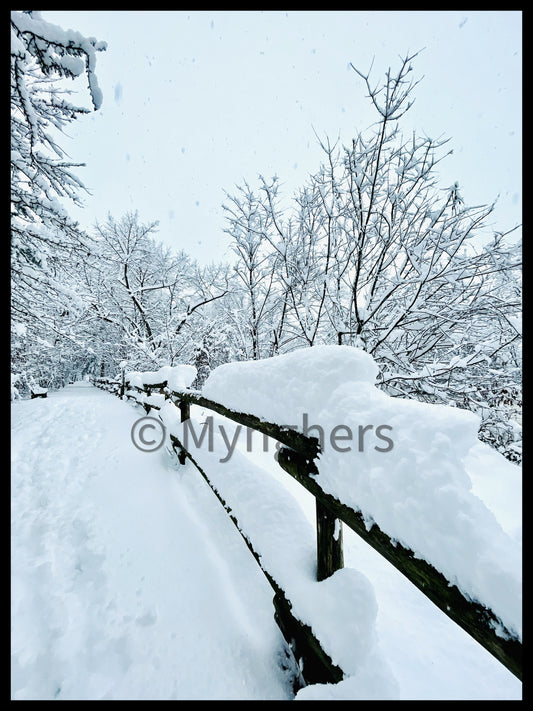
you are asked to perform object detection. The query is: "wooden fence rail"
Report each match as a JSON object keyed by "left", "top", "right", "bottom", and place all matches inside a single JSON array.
[{"left": 93, "top": 374, "right": 522, "bottom": 684}]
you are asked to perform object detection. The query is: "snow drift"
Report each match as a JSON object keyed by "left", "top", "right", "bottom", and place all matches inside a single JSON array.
[{"left": 202, "top": 345, "right": 522, "bottom": 639}]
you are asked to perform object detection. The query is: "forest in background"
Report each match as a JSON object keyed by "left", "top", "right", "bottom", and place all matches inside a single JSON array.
[{"left": 11, "top": 11, "right": 522, "bottom": 462}]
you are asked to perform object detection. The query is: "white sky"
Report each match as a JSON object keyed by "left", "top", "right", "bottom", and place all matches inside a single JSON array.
[{"left": 42, "top": 10, "right": 522, "bottom": 264}]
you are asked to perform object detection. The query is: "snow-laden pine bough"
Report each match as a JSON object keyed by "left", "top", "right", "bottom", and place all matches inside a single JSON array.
[{"left": 93, "top": 350, "right": 521, "bottom": 687}]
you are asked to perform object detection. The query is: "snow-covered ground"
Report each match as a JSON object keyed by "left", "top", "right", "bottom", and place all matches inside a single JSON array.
[
  {"left": 11, "top": 381, "right": 522, "bottom": 700},
  {"left": 11, "top": 384, "right": 294, "bottom": 700}
]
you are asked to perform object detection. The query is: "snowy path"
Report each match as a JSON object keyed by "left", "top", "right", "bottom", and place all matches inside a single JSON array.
[
  {"left": 11, "top": 384, "right": 521, "bottom": 700},
  {"left": 11, "top": 384, "right": 294, "bottom": 700}
]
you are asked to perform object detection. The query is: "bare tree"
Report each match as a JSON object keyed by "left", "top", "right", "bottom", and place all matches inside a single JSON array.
[
  {"left": 81, "top": 213, "right": 229, "bottom": 373},
  {"left": 11, "top": 11, "right": 106, "bottom": 390},
  {"left": 11, "top": 11, "right": 106, "bottom": 320},
  {"left": 223, "top": 180, "right": 284, "bottom": 359},
  {"left": 222, "top": 52, "right": 521, "bottom": 460}
]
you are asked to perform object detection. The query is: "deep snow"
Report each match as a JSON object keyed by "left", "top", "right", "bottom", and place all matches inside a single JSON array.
[
  {"left": 11, "top": 384, "right": 294, "bottom": 700},
  {"left": 202, "top": 346, "right": 522, "bottom": 639},
  {"left": 11, "top": 379, "right": 522, "bottom": 700}
]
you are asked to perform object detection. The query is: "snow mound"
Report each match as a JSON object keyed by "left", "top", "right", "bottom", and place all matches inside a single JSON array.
[
  {"left": 295, "top": 651, "right": 400, "bottom": 700},
  {"left": 159, "top": 404, "right": 399, "bottom": 695},
  {"left": 202, "top": 346, "right": 522, "bottom": 639},
  {"left": 126, "top": 364, "right": 197, "bottom": 391},
  {"left": 203, "top": 345, "right": 379, "bottom": 421}
]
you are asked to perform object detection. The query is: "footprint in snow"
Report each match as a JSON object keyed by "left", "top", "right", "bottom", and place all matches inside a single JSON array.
[{"left": 135, "top": 609, "right": 157, "bottom": 627}]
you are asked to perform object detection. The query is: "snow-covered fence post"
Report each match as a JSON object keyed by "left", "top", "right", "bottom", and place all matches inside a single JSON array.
[
  {"left": 178, "top": 399, "right": 190, "bottom": 423},
  {"left": 177, "top": 400, "right": 190, "bottom": 465},
  {"left": 275, "top": 443, "right": 522, "bottom": 680},
  {"left": 120, "top": 365, "right": 126, "bottom": 398},
  {"left": 275, "top": 445, "right": 344, "bottom": 581},
  {"left": 316, "top": 500, "right": 344, "bottom": 581}
]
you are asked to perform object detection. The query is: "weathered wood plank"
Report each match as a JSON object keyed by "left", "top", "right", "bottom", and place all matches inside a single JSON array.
[
  {"left": 121, "top": 380, "right": 318, "bottom": 458},
  {"left": 273, "top": 589, "right": 344, "bottom": 686},
  {"left": 166, "top": 388, "right": 320, "bottom": 460}
]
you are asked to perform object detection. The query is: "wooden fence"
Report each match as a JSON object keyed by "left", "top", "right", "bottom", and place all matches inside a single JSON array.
[{"left": 93, "top": 374, "right": 522, "bottom": 685}]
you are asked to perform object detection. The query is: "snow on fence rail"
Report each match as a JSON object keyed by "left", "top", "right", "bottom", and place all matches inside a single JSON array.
[{"left": 93, "top": 369, "right": 522, "bottom": 684}]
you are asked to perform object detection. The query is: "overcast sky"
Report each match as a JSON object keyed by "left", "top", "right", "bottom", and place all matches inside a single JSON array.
[{"left": 43, "top": 10, "right": 522, "bottom": 264}]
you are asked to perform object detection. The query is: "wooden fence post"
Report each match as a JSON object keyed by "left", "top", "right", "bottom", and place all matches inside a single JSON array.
[
  {"left": 179, "top": 399, "right": 190, "bottom": 422},
  {"left": 316, "top": 500, "right": 344, "bottom": 581},
  {"left": 177, "top": 399, "right": 190, "bottom": 465},
  {"left": 275, "top": 445, "right": 344, "bottom": 581}
]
